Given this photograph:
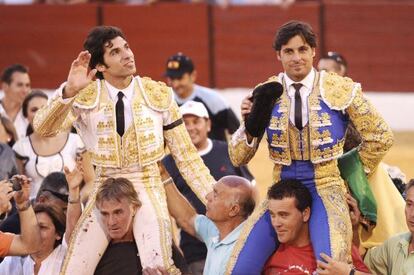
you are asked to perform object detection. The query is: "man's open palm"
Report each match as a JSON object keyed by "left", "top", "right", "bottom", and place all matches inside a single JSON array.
[{"left": 65, "top": 51, "right": 97, "bottom": 97}]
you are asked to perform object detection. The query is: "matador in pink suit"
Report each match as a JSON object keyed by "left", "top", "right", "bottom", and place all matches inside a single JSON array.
[{"left": 33, "top": 26, "right": 214, "bottom": 274}]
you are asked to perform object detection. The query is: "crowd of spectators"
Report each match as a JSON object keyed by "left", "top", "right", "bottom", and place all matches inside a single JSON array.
[{"left": 0, "top": 19, "right": 412, "bottom": 275}]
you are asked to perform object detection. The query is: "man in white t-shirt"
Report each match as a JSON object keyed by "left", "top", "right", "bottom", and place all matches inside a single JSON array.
[{"left": 0, "top": 64, "right": 31, "bottom": 139}]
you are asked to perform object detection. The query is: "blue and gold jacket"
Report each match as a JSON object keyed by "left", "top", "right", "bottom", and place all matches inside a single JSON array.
[{"left": 229, "top": 70, "right": 394, "bottom": 179}]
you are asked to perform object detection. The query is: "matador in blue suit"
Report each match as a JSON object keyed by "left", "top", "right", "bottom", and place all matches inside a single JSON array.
[{"left": 226, "top": 21, "right": 394, "bottom": 274}]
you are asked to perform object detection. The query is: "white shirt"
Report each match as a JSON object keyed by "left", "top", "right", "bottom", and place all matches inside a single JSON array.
[
  {"left": 105, "top": 79, "right": 135, "bottom": 132},
  {"left": 283, "top": 68, "right": 316, "bottom": 128},
  {"left": 198, "top": 138, "right": 213, "bottom": 156},
  {"left": 13, "top": 133, "right": 85, "bottom": 199},
  {"left": 0, "top": 241, "right": 67, "bottom": 275}
]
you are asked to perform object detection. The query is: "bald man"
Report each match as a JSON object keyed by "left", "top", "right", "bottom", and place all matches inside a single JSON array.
[{"left": 163, "top": 173, "right": 256, "bottom": 275}]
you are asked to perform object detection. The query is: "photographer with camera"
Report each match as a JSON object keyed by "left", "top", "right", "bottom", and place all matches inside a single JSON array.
[{"left": 0, "top": 176, "right": 41, "bottom": 257}]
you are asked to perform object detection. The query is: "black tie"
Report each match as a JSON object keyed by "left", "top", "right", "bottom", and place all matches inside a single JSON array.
[
  {"left": 116, "top": 92, "right": 125, "bottom": 136},
  {"left": 292, "top": 83, "right": 303, "bottom": 131}
]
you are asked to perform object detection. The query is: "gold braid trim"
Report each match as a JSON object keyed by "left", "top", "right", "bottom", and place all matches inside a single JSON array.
[
  {"left": 73, "top": 81, "right": 99, "bottom": 108},
  {"left": 314, "top": 162, "right": 353, "bottom": 263},
  {"left": 225, "top": 200, "right": 269, "bottom": 274},
  {"left": 140, "top": 77, "right": 173, "bottom": 112},
  {"left": 320, "top": 71, "right": 357, "bottom": 111},
  {"left": 60, "top": 166, "right": 105, "bottom": 275},
  {"left": 346, "top": 87, "right": 394, "bottom": 175},
  {"left": 33, "top": 96, "right": 75, "bottom": 137},
  {"left": 164, "top": 122, "right": 214, "bottom": 205},
  {"left": 228, "top": 124, "right": 259, "bottom": 167},
  {"left": 144, "top": 165, "right": 180, "bottom": 274}
]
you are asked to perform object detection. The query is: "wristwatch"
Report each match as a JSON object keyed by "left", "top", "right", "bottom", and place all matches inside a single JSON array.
[{"left": 16, "top": 200, "right": 31, "bottom": 212}]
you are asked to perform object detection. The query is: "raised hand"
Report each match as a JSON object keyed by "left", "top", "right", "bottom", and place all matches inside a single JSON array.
[
  {"left": 12, "top": 175, "right": 31, "bottom": 208},
  {"left": 64, "top": 157, "right": 84, "bottom": 192},
  {"left": 64, "top": 51, "right": 98, "bottom": 98},
  {"left": 240, "top": 93, "right": 253, "bottom": 120}
]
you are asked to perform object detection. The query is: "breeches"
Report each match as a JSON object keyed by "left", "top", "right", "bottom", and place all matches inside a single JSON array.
[{"left": 60, "top": 166, "right": 179, "bottom": 275}]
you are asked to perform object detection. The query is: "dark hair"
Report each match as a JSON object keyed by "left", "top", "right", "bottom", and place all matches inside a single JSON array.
[
  {"left": 22, "top": 90, "right": 48, "bottom": 118},
  {"left": 34, "top": 203, "right": 66, "bottom": 248},
  {"left": 321, "top": 51, "right": 347, "bottom": 69},
  {"left": 267, "top": 179, "right": 312, "bottom": 212},
  {"left": 83, "top": 26, "right": 126, "bottom": 80},
  {"left": 240, "top": 192, "right": 256, "bottom": 219},
  {"left": 1, "top": 64, "right": 29, "bottom": 84},
  {"left": 37, "top": 172, "right": 69, "bottom": 203},
  {"left": 96, "top": 177, "right": 141, "bottom": 209},
  {"left": 273, "top": 21, "right": 317, "bottom": 51},
  {"left": 0, "top": 114, "right": 17, "bottom": 146},
  {"left": 22, "top": 90, "right": 48, "bottom": 136},
  {"left": 406, "top": 179, "right": 414, "bottom": 193},
  {"left": 343, "top": 123, "right": 362, "bottom": 153}
]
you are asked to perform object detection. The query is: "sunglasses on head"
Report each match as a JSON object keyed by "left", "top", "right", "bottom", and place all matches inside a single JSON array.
[
  {"left": 326, "top": 51, "right": 346, "bottom": 66},
  {"left": 41, "top": 188, "right": 69, "bottom": 203}
]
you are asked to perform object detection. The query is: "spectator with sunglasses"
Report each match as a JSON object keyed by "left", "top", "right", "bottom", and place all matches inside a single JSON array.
[{"left": 12, "top": 91, "right": 94, "bottom": 201}]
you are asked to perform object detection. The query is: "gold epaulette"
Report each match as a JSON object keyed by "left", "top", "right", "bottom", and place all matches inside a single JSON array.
[
  {"left": 254, "top": 75, "right": 280, "bottom": 89},
  {"left": 320, "top": 71, "right": 359, "bottom": 110},
  {"left": 140, "top": 76, "right": 173, "bottom": 112},
  {"left": 74, "top": 81, "right": 99, "bottom": 109}
]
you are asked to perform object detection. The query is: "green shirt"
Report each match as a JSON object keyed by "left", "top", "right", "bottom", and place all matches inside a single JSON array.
[{"left": 364, "top": 232, "right": 414, "bottom": 275}]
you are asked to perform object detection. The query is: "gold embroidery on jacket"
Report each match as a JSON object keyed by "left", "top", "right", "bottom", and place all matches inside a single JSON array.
[
  {"left": 320, "top": 71, "right": 356, "bottom": 111},
  {"left": 289, "top": 123, "right": 310, "bottom": 161},
  {"left": 314, "top": 164, "right": 352, "bottom": 262},
  {"left": 141, "top": 77, "right": 172, "bottom": 111}
]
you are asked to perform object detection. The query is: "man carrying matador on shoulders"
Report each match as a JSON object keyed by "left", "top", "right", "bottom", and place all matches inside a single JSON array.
[
  {"left": 226, "top": 20, "right": 393, "bottom": 274},
  {"left": 34, "top": 26, "right": 215, "bottom": 274}
]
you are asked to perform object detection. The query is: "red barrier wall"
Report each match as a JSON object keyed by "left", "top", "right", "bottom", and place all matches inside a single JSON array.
[
  {"left": 0, "top": 2, "right": 413, "bottom": 92},
  {"left": 323, "top": 2, "right": 414, "bottom": 91},
  {"left": 102, "top": 3, "right": 211, "bottom": 86},
  {"left": 212, "top": 3, "right": 321, "bottom": 88},
  {"left": 0, "top": 4, "right": 98, "bottom": 88}
]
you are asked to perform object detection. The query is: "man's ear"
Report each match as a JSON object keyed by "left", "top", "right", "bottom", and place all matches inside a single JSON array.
[
  {"left": 131, "top": 205, "right": 138, "bottom": 217},
  {"left": 206, "top": 119, "right": 212, "bottom": 133},
  {"left": 312, "top": 48, "right": 316, "bottom": 58},
  {"left": 190, "top": 70, "right": 197, "bottom": 82},
  {"left": 229, "top": 203, "right": 241, "bottom": 218},
  {"left": 1, "top": 82, "right": 8, "bottom": 91},
  {"left": 302, "top": 207, "right": 311, "bottom": 223},
  {"left": 96, "top": 63, "right": 106, "bottom": 74},
  {"left": 276, "top": 51, "right": 281, "bottom": 61}
]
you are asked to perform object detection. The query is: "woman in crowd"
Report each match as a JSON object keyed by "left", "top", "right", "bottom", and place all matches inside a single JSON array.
[
  {"left": 0, "top": 203, "right": 66, "bottom": 274},
  {"left": 0, "top": 114, "right": 18, "bottom": 180},
  {"left": 12, "top": 90, "right": 94, "bottom": 200},
  {"left": 0, "top": 159, "right": 84, "bottom": 274}
]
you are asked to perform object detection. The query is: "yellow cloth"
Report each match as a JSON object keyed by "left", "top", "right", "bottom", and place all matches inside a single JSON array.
[{"left": 360, "top": 162, "right": 408, "bottom": 248}]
